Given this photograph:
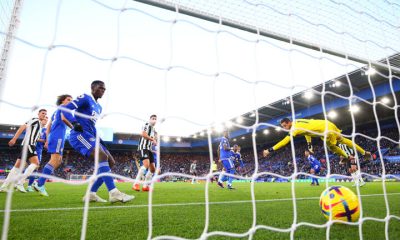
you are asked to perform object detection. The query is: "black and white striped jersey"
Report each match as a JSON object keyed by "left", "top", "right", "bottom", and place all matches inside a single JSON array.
[
  {"left": 190, "top": 163, "right": 197, "bottom": 172},
  {"left": 137, "top": 122, "right": 156, "bottom": 150},
  {"left": 21, "top": 118, "right": 41, "bottom": 146},
  {"left": 338, "top": 143, "right": 355, "bottom": 156}
]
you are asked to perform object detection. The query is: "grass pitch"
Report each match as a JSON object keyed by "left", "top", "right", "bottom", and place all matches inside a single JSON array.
[{"left": 1, "top": 181, "right": 399, "bottom": 239}]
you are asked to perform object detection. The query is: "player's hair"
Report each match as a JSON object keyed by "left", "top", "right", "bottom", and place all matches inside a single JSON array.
[
  {"left": 38, "top": 109, "right": 47, "bottom": 113},
  {"left": 56, "top": 94, "right": 72, "bottom": 106},
  {"left": 91, "top": 80, "right": 105, "bottom": 89},
  {"left": 280, "top": 117, "right": 291, "bottom": 124},
  {"left": 150, "top": 114, "right": 157, "bottom": 119},
  {"left": 223, "top": 130, "right": 229, "bottom": 136}
]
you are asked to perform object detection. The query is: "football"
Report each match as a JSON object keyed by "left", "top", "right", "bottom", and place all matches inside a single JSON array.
[{"left": 319, "top": 186, "right": 360, "bottom": 222}]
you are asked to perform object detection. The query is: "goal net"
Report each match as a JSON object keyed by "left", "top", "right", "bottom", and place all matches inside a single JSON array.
[{"left": 0, "top": 0, "right": 400, "bottom": 239}]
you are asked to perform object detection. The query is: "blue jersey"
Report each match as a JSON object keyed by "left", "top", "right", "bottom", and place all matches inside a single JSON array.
[
  {"left": 65, "top": 93, "right": 102, "bottom": 135},
  {"left": 219, "top": 137, "right": 231, "bottom": 159},
  {"left": 307, "top": 155, "right": 321, "bottom": 171},
  {"left": 231, "top": 151, "right": 244, "bottom": 168},
  {"left": 49, "top": 110, "right": 68, "bottom": 139},
  {"left": 35, "top": 127, "right": 46, "bottom": 152},
  {"left": 152, "top": 146, "right": 157, "bottom": 163}
]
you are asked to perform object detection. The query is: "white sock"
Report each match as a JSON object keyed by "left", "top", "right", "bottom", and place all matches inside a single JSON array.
[
  {"left": 356, "top": 170, "right": 364, "bottom": 183},
  {"left": 109, "top": 188, "right": 118, "bottom": 195},
  {"left": 140, "top": 167, "right": 147, "bottom": 181},
  {"left": 18, "top": 164, "right": 38, "bottom": 185},
  {"left": 4, "top": 167, "right": 22, "bottom": 185},
  {"left": 191, "top": 178, "right": 195, "bottom": 184},
  {"left": 351, "top": 172, "right": 357, "bottom": 182},
  {"left": 134, "top": 166, "right": 146, "bottom": 185},
  {"left": 218, "top": 173, "right": 224, "bottom": 183},
  {"left": 143, "top": 171, "right": 153, "bottom": 187}
]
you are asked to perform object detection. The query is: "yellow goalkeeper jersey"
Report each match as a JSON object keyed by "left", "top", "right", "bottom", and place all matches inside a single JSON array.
[
  {"left": 272, "top": 119, "right": 341, "bottom": 151},
  {"left": 212, "top": 162, "right": 218, "bottom": 172}
]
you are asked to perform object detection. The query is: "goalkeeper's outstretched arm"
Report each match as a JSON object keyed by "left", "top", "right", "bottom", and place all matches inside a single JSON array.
[{"left": 263, "top": 135, "right": 291, "bottom": 157}]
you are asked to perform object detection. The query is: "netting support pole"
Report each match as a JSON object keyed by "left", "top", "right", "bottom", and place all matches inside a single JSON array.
[{"left": 0, "top": 0, "right": 23, "bottom": 101}]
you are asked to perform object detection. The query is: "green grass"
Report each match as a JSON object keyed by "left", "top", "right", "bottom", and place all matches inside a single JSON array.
[{"left": 1, "top": 181, "right": 399, "bottom": 239}]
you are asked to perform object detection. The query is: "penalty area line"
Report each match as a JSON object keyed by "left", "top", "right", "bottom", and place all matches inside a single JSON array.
[{"left": 1, "top": 193, "right": 399, "bottom": 213}]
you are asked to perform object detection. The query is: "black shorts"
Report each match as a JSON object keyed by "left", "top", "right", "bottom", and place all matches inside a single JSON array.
[
  {"left": 350, "top": 157, "right": 358, "bottom": 166},
  {"left": 138, "top": 149, "right": 154, "bottom": 163},
  {"left": 347, "top": 156, "right": 361, "bottom": 168},
  {"left": 19, "top": 145, "right": 37, "bottom": 160}
]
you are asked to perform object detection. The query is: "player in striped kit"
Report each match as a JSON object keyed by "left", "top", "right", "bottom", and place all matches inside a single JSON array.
[
  {"left": 338, "top": 143, "right": 366, "bottom": 187},
  {"left": 133, "top": 115, "right": 157, "bottom": 192},
  {"left": 25, "top": 117, "right": 48, "bottom": 192},
  {"left": 190, "top": 160, "right": 197, "bottom": 184},
  {"left": 0, "top": 109, "right": 48, "bottom": 193}
]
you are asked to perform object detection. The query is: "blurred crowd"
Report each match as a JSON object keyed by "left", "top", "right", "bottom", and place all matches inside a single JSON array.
[{"left": 1, "top": 127, "right": 399, "bottom": 180}]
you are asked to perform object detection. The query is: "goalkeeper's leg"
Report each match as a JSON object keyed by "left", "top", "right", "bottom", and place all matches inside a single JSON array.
[
  {"left": 327, "top": 142, "right": 349, "bottom": 159},
  {"left": 338, "top": 137, "right": 372, "bottom": 160}
]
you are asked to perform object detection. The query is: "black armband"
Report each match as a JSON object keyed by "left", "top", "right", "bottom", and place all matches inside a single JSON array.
[{"left": 268, "top": 147, "right": 274, "bottom": 152}]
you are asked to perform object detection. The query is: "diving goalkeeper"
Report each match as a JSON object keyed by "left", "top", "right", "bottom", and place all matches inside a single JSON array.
[{"left": 263, "top": 118, "right": 371, "bottom": 162}]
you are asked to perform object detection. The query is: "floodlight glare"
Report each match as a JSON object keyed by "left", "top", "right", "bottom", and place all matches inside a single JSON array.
[{"left": 328, "top": 110, "right": 337, "bottom": 119}]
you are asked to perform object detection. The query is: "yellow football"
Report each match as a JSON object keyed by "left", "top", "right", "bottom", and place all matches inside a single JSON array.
[{"left": 319, "top": 185, "right": 360, "bottom": 222}]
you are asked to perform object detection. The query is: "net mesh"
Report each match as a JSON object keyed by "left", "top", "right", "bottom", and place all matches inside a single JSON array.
[{"left": 0, "top": 0, "right": 400, "bottom": 239}]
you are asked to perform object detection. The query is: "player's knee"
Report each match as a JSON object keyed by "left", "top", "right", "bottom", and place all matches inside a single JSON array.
[
  {"left": 149, "top": 163, "right": 156, "bottom": 173},
  {"left": 29, "top": 157, "right": 40, "bottom": 166},
  {"left": 142, "top": 159, "right": 150, "bottom": 168},
  {"left": 50, "top": 154, "right": 62, "bottom": 166}
]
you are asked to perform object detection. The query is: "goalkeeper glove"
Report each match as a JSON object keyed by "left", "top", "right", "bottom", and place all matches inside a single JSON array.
[
  {"left": 72, "top": 122, "right": 83, "bottom": 132},
  {"left": 307, "top": 142, "right": 313, "bottom": 153}
]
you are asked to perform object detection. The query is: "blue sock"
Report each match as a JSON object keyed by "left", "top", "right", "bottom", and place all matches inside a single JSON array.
[
  {"left": 90, "top": 177, "right": 104, "bottom": 192},
  {"left": 28, "top": 173, "right": 35, "bottom": 186},
  {"left": 38, "top": 164, "right": 54, "bottom": 187},
  {"left": 98, "top": 162, "right": 116, "bottom": 192},
  {"left": 311, "top": 177, "right": 315, "bottom": 184},
  {"left": 315, "top": 177, "right": 319, "bottom": 185},
  {"left": 220, "top": 175, "right": 228, "bottom": 182},
  {"left": 227, "top": 169, "right": 235, "bottom": 186}
]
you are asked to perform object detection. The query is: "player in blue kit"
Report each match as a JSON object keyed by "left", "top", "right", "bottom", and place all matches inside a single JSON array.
[
  {"left": 61, "top": 80, "right": 133, "bottom": 203},
  {"left": 217, "top": 131, "right": 235, "bottom": 190},
  {"left": 305, "top": 149, "right": 320, "bottom": 186},
  {"left": 26, "top": 117, "right": 48, "bottom": 192},
  {"left": 231, "top": 144, "right": 244, "bottom": 174},
  {"left": 34, "top": 94, "right": 73, "bottom": 196}
]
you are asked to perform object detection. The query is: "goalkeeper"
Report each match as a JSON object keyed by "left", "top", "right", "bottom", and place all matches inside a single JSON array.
[{"left": 263, "top": 118, "right": 371, "bottom": 162}]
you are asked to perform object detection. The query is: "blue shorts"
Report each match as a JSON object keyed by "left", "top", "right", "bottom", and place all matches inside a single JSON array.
[
  {"left": 48, "top": 133, "right": 66, "bottom": 155},
  {"left": 312, "top": 165, "right": 321, "bottom": 174},
  {"left": 221, "top": 158, "right": 234, "bottom": 171},
  {"left": 69, "top": 131, "right": 106, "bottom": 158}
]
